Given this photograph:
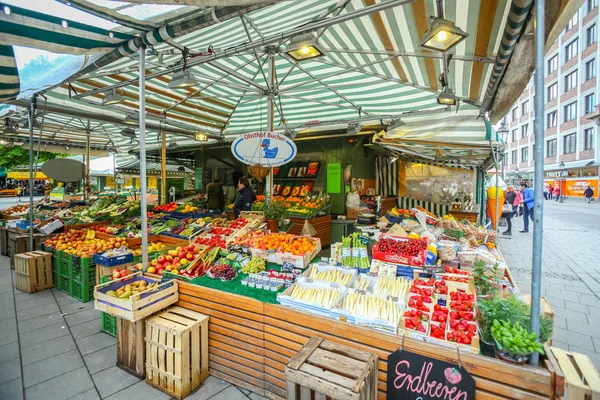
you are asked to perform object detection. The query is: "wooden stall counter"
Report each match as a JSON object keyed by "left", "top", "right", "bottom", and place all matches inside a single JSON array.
[{"left": 176, "top": 282, "right": 555, "bottom": 400}]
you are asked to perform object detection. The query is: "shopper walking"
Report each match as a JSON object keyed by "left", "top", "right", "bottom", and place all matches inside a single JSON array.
[
  {"left": 584, "top": 185, "right": 594, "bottom": 203},
  {"left": 555, "top": 187, "right": 561, "bottom": 202},
  {"left": 543, "top": 186, "right": 548, "bottom": 200},
  {"left": 519, "top": 182, "right": 535, "bottom": 233},
  {"left": 548, "top": 185, "right": 554, "bottom": 200},
  {"left": 233, "top": 176, "right": 256, "bottom": 218},
  {"left": 503, "top": 186, "right": 517, "bottom": 235},
  {"left": 206, "top": 176, "right": 225, "bottom": 214},
  {"left": 513, "top": 188, "right": 523, "bottom": 217}
]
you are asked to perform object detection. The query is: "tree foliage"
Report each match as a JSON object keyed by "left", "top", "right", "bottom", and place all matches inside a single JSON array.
[{"left": 0, "top": 146, "right": 60, "bottom": 170}]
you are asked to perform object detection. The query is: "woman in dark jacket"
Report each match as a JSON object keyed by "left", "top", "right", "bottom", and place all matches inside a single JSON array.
[
  {"left": 503, "top": 186, "right": 517, "bottom": 236},
  {"left": 233, "top": 176, "right": 256, "bottom": 218},
  {"left": 206, "top": 176, "right": 225, "bottom": 214},
  {"left": 584, "top": 186, "right": 594, "bottom": 203}
]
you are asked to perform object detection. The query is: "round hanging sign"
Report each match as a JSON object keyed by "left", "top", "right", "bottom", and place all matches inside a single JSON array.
[{"left": 230, "top": 131, "right": 297, "bottom": 167}]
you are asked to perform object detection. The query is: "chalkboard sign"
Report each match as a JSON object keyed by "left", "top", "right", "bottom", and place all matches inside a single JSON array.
[{"left": 387, "top": 349, "right": 475, "bottom": 400}]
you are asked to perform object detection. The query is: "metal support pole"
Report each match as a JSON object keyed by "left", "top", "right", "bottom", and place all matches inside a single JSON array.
[
  {"left": 529, "top": 0, "right": 545, "bottom": 366},
  {"left": 161, "top": 130, "right": 167, "bottom": 205},
  {"left": 266, "top": 53, "right": 274, "bottom": 203},
  {"left": 85, "top": 120, "right": 91, "bottom": 201},
  {"left": 138, "top": 41, "right": 149, "bottom": 270},
  {"left": 27, "top": 96, "right": 36, "bottom": 251}
]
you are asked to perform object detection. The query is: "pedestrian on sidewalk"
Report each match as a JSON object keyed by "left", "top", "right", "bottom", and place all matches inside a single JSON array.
[
  {"left": 503, "top": 186, "right": 517, "bottom": 235},
  {"left": 555, "top": 187, "right": 561, "bottom": 202},
  {"left": 584, "top": 185, "right": 594, "bottom": 203},
  {"left": 548, "top": 184, "right": 554, "bottom": 200},
  {"left": 543, "top": 186, "right": 548, "bottom": 200},
  {"left": 513, "top": 188, "right": 523, "bottom": 217},
  {"left": 519, "top": 182, "right": 535, "bottom": 233}
]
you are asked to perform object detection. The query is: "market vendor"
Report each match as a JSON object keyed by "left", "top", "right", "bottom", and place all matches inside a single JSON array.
[
  {"left": 206, "top": 176, "right": 225, "bottom": 214},
  {"left": 233, "top": 176, "right": 256, "bottom": 218}
]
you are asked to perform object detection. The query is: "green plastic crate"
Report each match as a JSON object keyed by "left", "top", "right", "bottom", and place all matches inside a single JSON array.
[
  {"left": 58, "top": 275, "right": 70, "bottom": 293},
  {"left": 71, "top": 262, "right": 95, "bottom": 286},
  {"left": 69, "top": 281, "right": 94, "bottom": 303},
  {"left": 60, "top": 258, "right": 72, "bottom": 279},
  {"left": 99, "top": 275, "right": 116, "bottom": 336}
]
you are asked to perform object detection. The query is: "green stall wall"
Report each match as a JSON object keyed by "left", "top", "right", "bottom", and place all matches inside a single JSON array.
[{"left": 295, "top": 138, "right": 376, "bottom": 214}]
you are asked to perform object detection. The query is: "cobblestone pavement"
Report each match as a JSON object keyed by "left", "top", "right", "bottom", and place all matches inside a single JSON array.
[
  {"left": 0, "top": 257, "right": 267, "bottom": 400},
  {"left": 497, "top": 200, "right": 600, "bottom": 367}
]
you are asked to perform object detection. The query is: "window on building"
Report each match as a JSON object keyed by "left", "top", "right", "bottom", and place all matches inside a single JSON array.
[
  {"left": 586, "top": 58, "right": 596, "bottom": 80},
  {"left": 565, "top": 39, "right": 579, "bottom": 61},
  {"left": 511, "top": 150, "right": 518, "bottom": 164},
  {"left": 521, "top": 147, "right": 529, "bottom": 162},
  {"left": 547, "top": 55, "right": 558, "bottom": 75},
  {"left": 564, "top": 133, "right": 577, "bottom": 154},
  {"left": 564, "top": 70, "right": 578, "bottom": 91},
  {"left": 546, "top": 83, "right": 558, "bottom": 101},
  {"left": 585, "top": 93, "right": 596, "bottom": 114},
  {"left": 585, "top": 127, "right": 595, "bottom": 149},
  {"left": 546, "top": 111, "right": 557, "bottom": 128},
  {"left": 567, "top": 12, "right": 579, "bottom": 30},
  {"left": 547, "top": 139, "right": 557, "bottom": 157},
  {"left": 511, "top": 128, "right": 518, "bottom": 142},
  {"left": 521, "top": 101, "right": 529, "bottom": 116},
  {"left": 564, "top": 102, "right": 578, "bottom": 122},
  {"left": 587, "top": 24, "right": 597, "bottom": 47},
  {"left": 521, "top": 124, "right": 529, "bottom": 138},
  {"left": 590, "top": 0, "right": 598, "bottom": 13},
  {"left": 511, "top": 108, "right": 518, "bottom": 121}
]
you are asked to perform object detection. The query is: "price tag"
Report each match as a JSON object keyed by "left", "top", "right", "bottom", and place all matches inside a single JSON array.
[
  {"left": 351, "top": 248, "right": 359, "bottom": 258},
  {"left": 281, "top": 262, "right": 294, "bottom": 272},
  {"left": 267, "top": 250, "right": 277, "bottom": 263},
  {"left": 342, "top": 248, "right": 351, "bottom": 258},
  {"left": 358, "top": 248, "right": 368, "bottom": 258},
  {"left": 295, "top": 259, "right": 304, "bottom": 269}
]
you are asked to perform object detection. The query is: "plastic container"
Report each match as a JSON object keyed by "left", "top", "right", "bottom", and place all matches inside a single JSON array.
[
  {"left": 58, "top": 275, "right": 70, "bottom": 293},
  {"left": 99, "top": 275, "right": 117, "bottom": 336},
  {"left": 69, "top": 280, "right": 94, "bottom": 303},
  {"left": 437, "top": 240, "right": 458, "bottom": 262},
  {"left": 93, "top": 252, "right": 133, "bottom": 267}
]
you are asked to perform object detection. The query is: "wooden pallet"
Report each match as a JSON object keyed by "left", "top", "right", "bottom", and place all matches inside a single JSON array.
[
  {"left": 14, "top": 251, "right": 53, "bottom": 293},
  {"left": 285, "top": 336, "right": 378, "bottom": 400},
  {"left": 145, "top": 306, "right": 209, "bottom": 399},
  {"left": 547, "top": 346, "right": 600, "bottom": 399}
]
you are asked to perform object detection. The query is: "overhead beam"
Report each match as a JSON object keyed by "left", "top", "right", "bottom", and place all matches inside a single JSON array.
[
  {"left": 469, "top": 0, "right": 499, "bottom": 100},
  {"left": 411, "top": 0, "right": 438, "bottom": 91}
]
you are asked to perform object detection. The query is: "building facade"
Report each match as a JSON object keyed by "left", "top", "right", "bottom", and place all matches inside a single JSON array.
[{"left": 502, "top": 0, "right": 600, "bottom": 199}]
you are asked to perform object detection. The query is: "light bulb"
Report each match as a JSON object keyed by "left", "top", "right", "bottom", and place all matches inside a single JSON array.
[
  {"left": 437, "top": 30, "right": 448, "bottom": 41},
  {"left": 300, "top": 46, "right": 310, "bottom": 54}
]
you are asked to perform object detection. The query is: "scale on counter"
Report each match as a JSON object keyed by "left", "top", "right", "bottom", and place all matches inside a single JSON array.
[{"left": 357, "top": 213, "right": 377, "bottom": 225}]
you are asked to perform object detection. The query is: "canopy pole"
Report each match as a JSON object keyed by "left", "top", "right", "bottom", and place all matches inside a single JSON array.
[
  {"left": 85, "top": 120, "right": 91, "bottom": 201},
  {"left": 266, "top": 53, "right": 274, "bottom": 204},
  {"left": 529, "top": 0, "right": 545, "bottom": 367},
  {"left": 27, "top": 96, "right": 36, "bottom": 252},
  {"left": 161, "top": 130, "right": 167, "bottom": 205},
  {"left": 138, "top": 41, "right": 149, "bottom": 270}
]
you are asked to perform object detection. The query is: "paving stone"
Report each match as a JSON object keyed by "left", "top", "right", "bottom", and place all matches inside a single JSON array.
[
  {"left": 0, "top": 317, "right": 16, "bottom": 335},
  {"left": 552, "top": 327, "right": 594, "bottom": 349},
  {"left": 19, "top": 321, "right": 69, "bottom": 348},
  {"left": 83, "top": 344, "right": 117, "bottom": 375},
  {"left": 578, "top": 294, "right": 600, "bottom": 307},
  {"left": 23, "top": 349, "right": 84, "bottom": 388},
  {"left": 16, "top": 303, "right": 59, "bottom": 321},
  {"left": 0, "top": 341, "right": 19, "bottom": 363},
  {"left": 15, "top": 295, "right": 57, "bottom": 311},
  {"left": 59, "top": 300, "right": 94, "bottom": 315},
  {"left": 186, "top": 376, "right": 231, "bottom": 400},
  {"left": 0, "top": 306, "right": 16, "bottom": 321},
  {"left": 64, "top": 308, "right": 101, "bottom": 327},
  {"left": 67, "top": 388, "right": 101, "bottom": 400},
  {"left": 56, "top": 294, "right": 80, "bottom": 306},
  {"left": 211, "top": 386, "right": 252, "bottom": 400},
  {"left": 0, "top": 326, "right": 17, "bottom": 347},
  {"left": 550, "top": 340, "right": 570, "bottom": 350},
  {"left": 0, "top": 358, "right": 21, "bottom": 385},
  {"left": 544, "top": 290, "right": 581, "bottom": 303},
  {"left": 92, "top": 365, "right": 140, "bottom": 398},
  {"left": 76, "top": 332, "right": 116, "bottom": 355},
  {"left": 70, "top": 318, "right": 101, "bottom": 340},
  {"left": 0, "top": 285, "right": 14, "bottom": 295},
  {"left": 564, "top": 301, "right": 590, "bottom": 313},
  {"left": 17, "top": 312, "right": 64, "bottom": 332},
  {"left": 25, "top": 367, "right": 94, "bottom": 400},
  {"left": 0, "top": 378, "right": 23, "bottom": 400},
  {"left": 563, "top": 285, "right": 595, "bottom": 295},
  {"left": 249, "top": 393, "right": 269, "bottom": 400},
  {"left": 21, "top": 335, "right": 77, "bottom": 365},
  {"left": 104, "top": 380, "right": 171, "bottom": 400}
]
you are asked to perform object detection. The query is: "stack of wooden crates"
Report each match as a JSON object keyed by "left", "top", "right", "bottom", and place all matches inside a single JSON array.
[{"left": 14, "top": 251, "right": 53, "bottom": 293}]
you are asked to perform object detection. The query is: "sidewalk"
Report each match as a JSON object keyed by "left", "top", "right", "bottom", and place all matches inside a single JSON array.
[
  {"left": 497, "top": 208, "right": 600, "bottom": 367},
  {"left": 0, "top": 256, "right": 266, "bottom": 400}
]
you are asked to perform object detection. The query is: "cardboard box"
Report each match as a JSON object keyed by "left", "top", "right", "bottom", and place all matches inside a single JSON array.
[{"left": 37, "top": 219, "right": 64, "bottom": 235}]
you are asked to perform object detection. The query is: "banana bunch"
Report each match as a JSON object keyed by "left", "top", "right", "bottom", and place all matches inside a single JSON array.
[
  {"left": 354, "top": 275, "right": 371, "bottom": 291},
  {"left": 309, "top": 268, "right": 353, "bottom": 286},
  {"left": 389, "top": 207, "right": 401, "bottom": 216},
  {"left": 85, "top": 229, "right": 96, "bottom": 240},
  {"left": 374, "top": 277, "right": 410, "bottom": 299},
  {"left": 341, "top": 291, "right": 401, "bottom": 325},
  {"left": 290, "top": 285, "right": 341, "bottom": 308}
]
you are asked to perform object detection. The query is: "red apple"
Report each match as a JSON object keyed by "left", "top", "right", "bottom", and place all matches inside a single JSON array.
[
  {"left": 186, "top": 244, "right": 195, "bottom": 252},
  {"left": 173, "top": 257, "right": 180, "bottom": 263},
  {"left": 165, "top": 255, "right": 173, "bottom": 262},
  {"left": 192, "top": 247, "right": 199, "bottom": 254},
  {"left": 173, "top": 262, "right": 181, "bottom": 269},
  {"left": 186, "top": 252, "right": 194, "bottom": 260},
  {"left": 178, "top": 251, "right": 186, "bottom": 259},
  {"left": 157, "top": 268, "right": 163, "bottom": 275},
  {"left": 157, "top": 255, "right": 166, "bottom": 264},
  {"left": 120, "top": 270, "right": 129, "bottom": 277}
]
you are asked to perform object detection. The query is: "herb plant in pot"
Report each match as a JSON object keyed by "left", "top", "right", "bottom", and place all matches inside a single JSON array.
[{"left": 260, "top": 201, "right": 288, "bottom": 233}]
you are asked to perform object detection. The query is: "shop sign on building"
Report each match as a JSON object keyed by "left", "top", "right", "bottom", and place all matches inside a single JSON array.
[
  {"left": 230, "top": 131, "right": 296, "bottom": 167},
  {"left": 387, "top": 349, "right": 475, "bottom": 399},
  {"left": 545, "top": 171, "right": 568, "bottom": 178}
]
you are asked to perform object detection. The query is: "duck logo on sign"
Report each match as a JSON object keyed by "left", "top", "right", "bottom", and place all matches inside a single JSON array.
[{"left": 231, "top": 131, "right": 297, "bottom": 167}]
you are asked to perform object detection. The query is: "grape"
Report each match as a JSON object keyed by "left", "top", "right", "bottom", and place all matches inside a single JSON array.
[{"left": 242, "top": 257, "right": 266, "bottom": 274}]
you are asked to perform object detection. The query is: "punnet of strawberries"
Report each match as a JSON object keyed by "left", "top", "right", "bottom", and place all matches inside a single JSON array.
[
  {"left": 449, "top": 291, "right": 475, "bottom": 311},
  {"left": 446, "top": 319, "right": 477, "bottom": 344},
  {"left": 375, "top": 237, "right": 427, "bottom": 256}
]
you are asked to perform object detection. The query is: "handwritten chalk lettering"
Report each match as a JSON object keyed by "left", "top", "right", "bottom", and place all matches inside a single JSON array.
[{"left": 387, "top": 350, "right": 475, "bottom": 400}]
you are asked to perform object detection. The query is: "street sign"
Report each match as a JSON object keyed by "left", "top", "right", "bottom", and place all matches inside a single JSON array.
[{"left": 230, "top": 131, "right": 296, "bottom": 167}]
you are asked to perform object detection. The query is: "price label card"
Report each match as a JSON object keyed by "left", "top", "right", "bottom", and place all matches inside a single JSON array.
[
  {"left": 281, "top": 262, "right": 295, "bottom": 272},
  {"left": 295, "top": 259, "right": 304, "bottom": 269},
  {"left": 267, "top": 250, "right": 277, "bottom": 263},
  {"left": 351, "top": 248, "right": 359, "bottom": 258}
]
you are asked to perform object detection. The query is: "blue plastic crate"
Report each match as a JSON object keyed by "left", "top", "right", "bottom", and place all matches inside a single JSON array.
[
  {"left": 396, "top": 264, "right": 417, "bottom": 279},
  {"left": 93, "top": 253, "right": 133, "bottom": 267}
]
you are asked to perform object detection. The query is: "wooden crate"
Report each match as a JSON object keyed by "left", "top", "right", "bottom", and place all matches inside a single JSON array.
[
  {"left": 94, "top": 273, "right": 179, "bottom": 322},
  {"left": 0, "top": 226, "right": 8, "bottom": 256},
  {"left": 8, "top": 234, "right": 29, "bottom": 269},
  {"left": 547, "top": 346, "right": 600, "bottom": 399},
  {"left": 145, "top": 306, "right": 209, "bottom": 399},
  {"left": 285, "top": 336, "right": 378, "bottom": 400},
  {"left": 14, "top": 251, "right": 53, "bottom": 293},
  {"left": 289, "top": 215, "right": 332, "bottom": 247},
  {"left": 116, "top": 318, "right": 146, "bottom": 379}
]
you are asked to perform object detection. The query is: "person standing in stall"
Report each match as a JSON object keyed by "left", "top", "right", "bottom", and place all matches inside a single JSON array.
[
  {"left": 206, "top": 176, "right": 225, "bottom": 214},
  {"left": 233, "top": 176, "right": 256, "bottom": 218}
]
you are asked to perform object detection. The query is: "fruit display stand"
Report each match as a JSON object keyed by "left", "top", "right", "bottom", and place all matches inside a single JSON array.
[
  {"left": 287, "top": 214, "right": 332, "bottom": 247},
  {"left": 176, "top": 282, "right": 556, "bottom": 400}
]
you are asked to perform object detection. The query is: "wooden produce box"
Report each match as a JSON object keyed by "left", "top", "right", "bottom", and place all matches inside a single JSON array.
[
  {"left": 14, "top": 251, "right": 53, "bottom": 293},
  {"left": 117, "top": 318, "right": 145, "bottom": 379},
  {"left": 63, "top": 221, "right": 109, "bottom": 232},
  {"left": 239, "top": 211, "right": 266, "bottom": 228},
  {"left": 546, "top": 346, "right": 600, "bottom": 399},
  {"left": 288, "top": 215, "right": 331, "bottom": 247},
  {"left": 0, "top": 226, "right": 8, "bottom": 256},
  {"left": 251, "top": 237, "right": 322, "bottom": 270},
  {"left": 145, "top": 307, "right": 209, "bottom": 398},
  {"left": 8, "top": 234, "right": 28, "bottom": 269},
  {"left": 285, "top": 336, "right": 378, "bottom": 400},
  {"left": 94, "top": 273, "right": 179, "bottom": 322}
]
